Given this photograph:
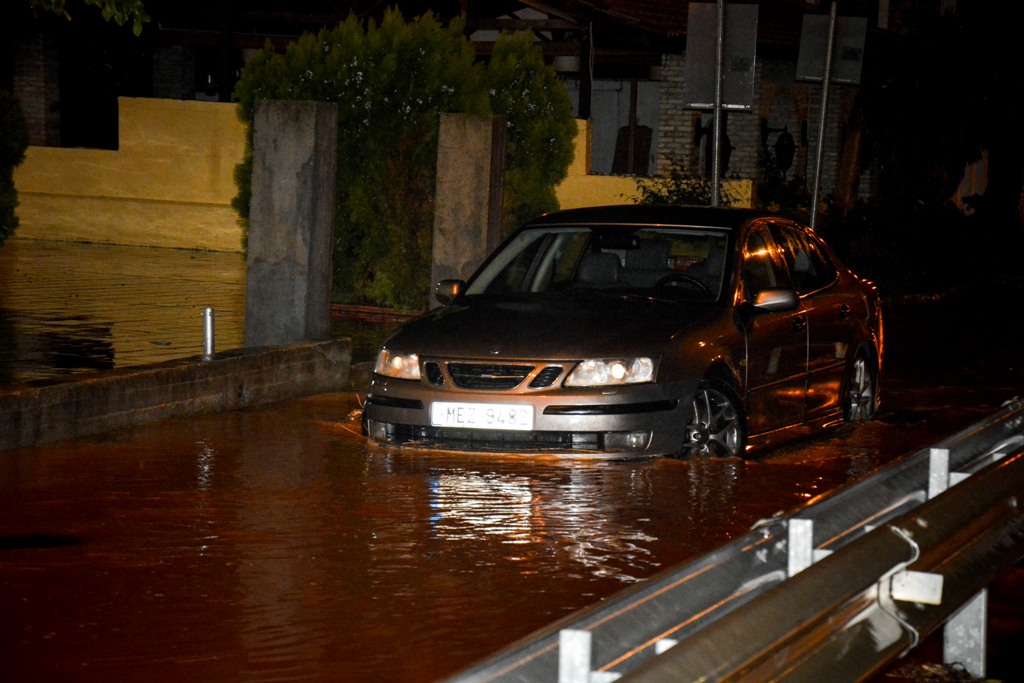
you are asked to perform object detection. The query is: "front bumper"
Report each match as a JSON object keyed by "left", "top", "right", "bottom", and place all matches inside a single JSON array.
[{"left": 363, "top": 374, "right": 688, "bottom": 457}]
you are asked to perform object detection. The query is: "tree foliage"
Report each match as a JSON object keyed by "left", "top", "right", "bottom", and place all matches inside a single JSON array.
[
  {"left": 28, "top": 0, "right": 149, "bottom": 35},
  {"left": 235, "top": 11, "right": 487, "bottom": 310},
  {"left": 233, "top": 10, "right": 575, "bottom": 310},
  {"left": 485, "top": 31, "right": 575, "bottom": 236}
]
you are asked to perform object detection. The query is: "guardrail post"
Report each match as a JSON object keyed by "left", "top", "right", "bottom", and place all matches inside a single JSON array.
[
  {"left": 943, "top": 589, "right": 987, "bottom": 678},
  {"left": 559, "top": 629, "right": 592, "bottom": 683},
  {"left": 928, "top": 447, "right": 950, "bottom": 498},
  {"left": 788, "top": 518, "right": 814, "bottom": 576},
  {"left": 559, "top": 629, "right": 620, "bottom": 683}
]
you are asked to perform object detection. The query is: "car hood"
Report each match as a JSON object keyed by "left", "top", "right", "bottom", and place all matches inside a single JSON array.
[{"left": 383, "top": 292, "right": 720, "bottom": 360}]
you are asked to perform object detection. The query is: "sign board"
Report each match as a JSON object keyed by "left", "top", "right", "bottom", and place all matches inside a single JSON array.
[
  {"left": 797, "top": 14, "right": 867, "bottom": 84},
  {"left": 684, "top": 3, "right": 758, "bottom": 110}
]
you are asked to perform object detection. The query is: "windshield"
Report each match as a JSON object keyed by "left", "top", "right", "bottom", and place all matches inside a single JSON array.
[{"left": 465, "top": 226, "right": 730, "bottom": 301}]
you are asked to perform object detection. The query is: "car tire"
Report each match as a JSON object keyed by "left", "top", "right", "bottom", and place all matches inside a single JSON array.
[
  {"left": 678, "top": 378, "right": 746, "bottom": 458},
  {"left": 841, "top": 351, "right": 879, "bottom": 422}
]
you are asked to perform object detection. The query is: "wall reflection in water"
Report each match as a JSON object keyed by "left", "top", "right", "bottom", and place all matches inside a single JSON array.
[{"left": 0, "top": 308, "right": 115, "bottom": 383}]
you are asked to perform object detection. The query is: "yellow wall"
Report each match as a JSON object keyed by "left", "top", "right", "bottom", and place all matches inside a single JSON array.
[
  {"left": 556, "top": 120, "right": 643, "bottom": 208},
  {"left": 556, "top": 119, "right": 751, "bottom": 209},
  {"left": 12, "top": 101, "right": 750, "bottom": 253},
  {"left": 13, "top": 97, "right": 247, "bottom": 252}
]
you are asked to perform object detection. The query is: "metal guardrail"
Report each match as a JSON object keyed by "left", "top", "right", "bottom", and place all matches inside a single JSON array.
[{"left": 444, "top": 398, "right": 1024, "bottom": 683}]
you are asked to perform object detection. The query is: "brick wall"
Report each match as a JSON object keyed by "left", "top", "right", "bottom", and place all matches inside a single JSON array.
[
  {"left": 657, "top": 51, "right": 852, "bottom": 201},
  {"left": 12, "top": 32, "right": 60, "bottom": 147},
  {"left": 656, "top": 53, "right": 688, "bottom": 175}
]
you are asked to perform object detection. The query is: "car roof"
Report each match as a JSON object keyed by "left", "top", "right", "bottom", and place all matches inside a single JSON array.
[{"left": 525, "top": 204, "right": 776, "bottom": 232}]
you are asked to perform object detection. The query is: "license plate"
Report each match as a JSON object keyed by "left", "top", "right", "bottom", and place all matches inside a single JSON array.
[{"left": 430, "top": 402, "right": 534, "bottom": 431}]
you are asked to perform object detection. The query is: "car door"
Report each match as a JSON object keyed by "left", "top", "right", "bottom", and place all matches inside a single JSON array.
[
  {"left": 767, "top": 220, "right": 850, "bottom": 420},
  {"left": 737, "top": 223, "right": 808, "bottom": 435}
]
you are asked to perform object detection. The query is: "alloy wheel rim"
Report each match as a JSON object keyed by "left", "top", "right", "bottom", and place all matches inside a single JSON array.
[
  {"left": 846, "top": 357, "right": 876, "bottom": 421},
  {"left": 686, "top": 387, "right": 740, "bottom": 457}
]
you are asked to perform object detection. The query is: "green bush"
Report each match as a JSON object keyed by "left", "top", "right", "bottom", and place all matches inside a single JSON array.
[
  {"left": 485, "top": 31, "right": 575, "bottom": 237},
  {"left": 0, "top": 91, "right": 30, "bottom": 245},
  {"left": 234, "top": 10, "right": 487, "bottom": 310},
  {"left": 633, "top": 158, "right": 738, "bottom": 207},
  {"left": 233, "top": 10, "right": 574, "bottom": 310}
]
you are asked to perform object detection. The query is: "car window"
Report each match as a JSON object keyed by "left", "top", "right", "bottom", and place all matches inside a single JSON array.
[
  {"left": 468, "top": 229, "right": 590, "bottom": 294},
  {"left": 591, "top": 229, "right": 729, "bottom": 299},
  {"left": 683, "top": 236, "right": 729, "bottom": 297},
  {"left": 466, "top": 226, "right": 729, "bottom": 300},
  {"left": 767, "top": 221, "right": 838, "bottom": 294},
  {"left": 482, "top": 232, "right": 548, "bottom": 293},
  {"left": 740, "top": 228, "right": 791, "bottom": 300}
]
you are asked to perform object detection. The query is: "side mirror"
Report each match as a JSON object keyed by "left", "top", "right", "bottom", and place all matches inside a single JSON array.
[
  {"left": 752, "top": 288, "right": 799, "bottom": 313},
  {"left": 434, "top": 279, "right": 465, "bottom": 306}
]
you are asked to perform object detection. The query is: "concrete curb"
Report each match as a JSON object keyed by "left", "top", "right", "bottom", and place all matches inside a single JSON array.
[{"left": 1, "top": 339, "right": 353, "bottom": 451}]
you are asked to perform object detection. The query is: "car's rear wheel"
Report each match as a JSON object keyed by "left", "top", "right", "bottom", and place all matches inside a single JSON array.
[
  {"left": 841, "top": 351, "right": 879, "bottom": 422},
  {"left": 679, "top": 379, "right": 746, "bottom": 458}
]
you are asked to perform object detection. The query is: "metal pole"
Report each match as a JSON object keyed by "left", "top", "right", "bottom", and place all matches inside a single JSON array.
[
  {"left": 202, "top": 307, "right": 215, "bottom": 359},
  {"left": 810, "top": 1, "right": 838, "bottom": 229},
  {"left": 711, "top": 0, "right": 725, "bottom": 206}
]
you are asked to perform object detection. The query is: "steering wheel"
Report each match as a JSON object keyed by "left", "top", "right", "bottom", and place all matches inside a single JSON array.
[{"left": 654, "top": 272, "right": 711, "bottom": 294}]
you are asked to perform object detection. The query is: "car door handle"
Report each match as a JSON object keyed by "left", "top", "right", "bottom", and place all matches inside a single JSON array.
[
  {"left": 838, "top": 303, "right": 851, "bottom": 319},
  {"left": 792, "top": 315, "right": 807, "bottom": 332}
]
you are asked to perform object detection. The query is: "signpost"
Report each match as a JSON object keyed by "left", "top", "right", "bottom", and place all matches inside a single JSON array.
[
  {"left": 685, "top": 2, "right": 758, "bottom": 205},
  {"left": 797, "top": 7, "right": 867, "bottom": 227}
]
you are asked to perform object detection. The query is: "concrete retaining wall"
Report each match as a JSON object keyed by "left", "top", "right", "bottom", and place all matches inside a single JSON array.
[{"left": 0, "top": 339, "right": 353, "bottom": 451}]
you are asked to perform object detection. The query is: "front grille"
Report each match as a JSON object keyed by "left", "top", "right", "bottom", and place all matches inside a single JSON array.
[
  {"left": 438, "top": 428, "right": 600, "bottom": 451},
  {"left": 529, "top": 365, "right": 564, "bottom": 388},
  {"left": 379, "top": 423, "right": 601, "bottom": 452},
  {"left": 447, "top": 363, "right": 533, "bottom": 390},
  {"left": 365, "top": 394, "right": 423, "bottom": 410},
  {"left": 424, "top": 361, "right": 444, "bottom": 386}
]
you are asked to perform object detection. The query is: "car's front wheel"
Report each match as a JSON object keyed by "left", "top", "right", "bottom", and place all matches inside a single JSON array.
[
  {"left": 841, "top": 351, "right": 879, "bottom": 422},
  {"left": 678, "top": 378, "right": 746, "bottom": 458}
]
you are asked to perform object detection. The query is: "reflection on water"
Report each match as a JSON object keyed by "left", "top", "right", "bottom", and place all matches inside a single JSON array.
[
  {"left": 425, "top": 466, "right": 660, "bottom": 583},
  {"left": 0, "top": 392, "right": 957, "bottom": 683},
  {"left": 0, "top": 240, "right": 248, "bottom": 386},
  {"left": 429, "top": 471, "right": 537, "bottom": 541},
  {"left": 0, "top": 307, "right": 115, "bottom": 381}
]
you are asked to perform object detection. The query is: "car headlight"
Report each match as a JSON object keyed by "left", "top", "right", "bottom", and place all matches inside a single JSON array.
[
  {"left": 373, "top": 349, "right": 421, "bottom": 380},
  {"left": 565, "top": 358, "right": 654, "bottom": 387}
]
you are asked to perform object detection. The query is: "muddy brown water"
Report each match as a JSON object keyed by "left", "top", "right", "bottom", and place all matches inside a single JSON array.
[{"left": 2, "top": 291, "right": 1023, "bottom": 682}]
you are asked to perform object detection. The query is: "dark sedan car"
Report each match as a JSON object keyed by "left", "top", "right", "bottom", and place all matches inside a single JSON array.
[{"left": 364, "top": 205, "right": 882, "bottom": 459}]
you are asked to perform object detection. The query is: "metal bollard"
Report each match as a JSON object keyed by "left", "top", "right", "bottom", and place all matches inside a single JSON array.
[{"left": 202, "top": 307, "right": 215, "bottom": 359}]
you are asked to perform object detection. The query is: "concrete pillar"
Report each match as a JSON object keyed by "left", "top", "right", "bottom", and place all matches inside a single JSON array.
[
  {"left": 430, "top": 113, "right": 505, "bottom": 307},
  {"left": 244, "top": 100, "right": 337, "bottom": 346}
]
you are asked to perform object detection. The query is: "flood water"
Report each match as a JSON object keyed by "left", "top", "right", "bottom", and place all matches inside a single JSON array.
[
  {"left": 2, "top": 290, "right": 1022, "bottom": 682},
  {"left": 1, "top": 396, "right": 1014, "bottom": 682}
]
